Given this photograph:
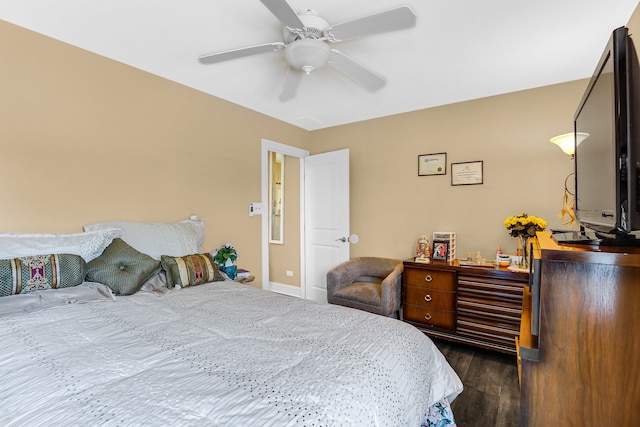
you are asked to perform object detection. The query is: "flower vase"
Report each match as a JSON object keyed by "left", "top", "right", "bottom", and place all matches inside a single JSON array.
[
  {"left": 518, "top": 235, "right": 530, "bottom": 269},
  {"left": 221, "top": 265, "right": 237, "bottom": 280},
  {"left": 220, "top": 258, "right": 237, "bottom": 280}
]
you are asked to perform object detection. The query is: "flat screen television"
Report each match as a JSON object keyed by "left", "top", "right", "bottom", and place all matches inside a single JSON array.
[{"left": 556, "top": 26, "right": 640, "bottom": 246}]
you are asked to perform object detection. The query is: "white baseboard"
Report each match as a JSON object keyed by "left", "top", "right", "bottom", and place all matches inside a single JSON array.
[{"left": 269, "top": 282, "right": 302, "bottom": 298}]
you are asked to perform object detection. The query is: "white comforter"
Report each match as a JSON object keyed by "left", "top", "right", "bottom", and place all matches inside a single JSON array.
[{"left": 0, "top": 281, "right": 462, "bottom": 426}]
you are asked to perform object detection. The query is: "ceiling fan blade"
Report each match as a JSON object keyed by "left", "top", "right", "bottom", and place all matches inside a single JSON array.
[
  {"left": 279, "top": 66, "right": 302, "bottom": 102},
  {"left": 198, "top": 42, "right": 285, "bottom": 65},
  {"left": 329, "top": 50, "right": 385, "bottom": 91},
  {"left": 327, "top": 6, "right": 417, "bottom": 41},
  {"left": 260, "top": 0, "right": 304, "bottom": 29}
]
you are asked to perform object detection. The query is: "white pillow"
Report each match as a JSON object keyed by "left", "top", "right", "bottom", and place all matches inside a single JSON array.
[
  {"left": 84, "top": 218, "right": 205, "bottom": 260},
  {"left": 0, "top": 228, "right": 122, "bottom": 261}
]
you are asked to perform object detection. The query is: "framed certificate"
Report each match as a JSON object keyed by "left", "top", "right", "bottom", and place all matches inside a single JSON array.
[
  {"left": 451, "top": 161, "right": 483, "bottom": 185},
  {"left": 418, "top": 153, "right": 447, "bottom": 176}
]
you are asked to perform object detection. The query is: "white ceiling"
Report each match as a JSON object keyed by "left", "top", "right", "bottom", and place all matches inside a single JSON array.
[{"left": 1, "top": 0, "right": 638, "bottom": 130}]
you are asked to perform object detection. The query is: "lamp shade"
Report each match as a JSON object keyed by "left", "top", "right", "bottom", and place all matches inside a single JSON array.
[
  {"left": 550, "top": 132, "right": 590, "bottom": 158},
  {"left": 285, "top": 39, "right": 331, "bottom": 75}
]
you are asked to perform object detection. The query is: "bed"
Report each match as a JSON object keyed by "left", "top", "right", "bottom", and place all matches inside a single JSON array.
[{"left": 0, "top": 218, "right": 463, "bottom": 426}]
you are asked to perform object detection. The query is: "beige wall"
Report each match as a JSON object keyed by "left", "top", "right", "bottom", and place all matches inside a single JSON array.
[
  {"left": 0, "top": 20, "right": 309, "bottom": 286},
  {"left": 304, "top": 1, "right": 640, "bottom": 261},
  {"left": 3, "top": 2, "right": 640, "bottom": 286},
  {"left": 630, "top": 2, "right": 640, "bottom": 38},
  {"left": 308, "top": 81, "right": 585, "bottom": 259}
]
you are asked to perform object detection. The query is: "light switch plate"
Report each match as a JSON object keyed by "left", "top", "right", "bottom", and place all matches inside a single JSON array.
[{"left": 249, "top": 202, "right": 263, "bottom": 216}]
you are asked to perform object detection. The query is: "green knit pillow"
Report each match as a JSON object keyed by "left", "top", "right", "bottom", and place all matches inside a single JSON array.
[{"left": 86, "top": 238, "right": 160, "bottom": 295}]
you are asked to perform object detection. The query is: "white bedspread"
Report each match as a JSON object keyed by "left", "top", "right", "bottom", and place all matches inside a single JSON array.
[{"left": 0, "top": 281, "right": 462, "bottom": 426}]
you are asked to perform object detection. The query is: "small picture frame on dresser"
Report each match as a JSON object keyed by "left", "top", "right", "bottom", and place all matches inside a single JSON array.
[{"left": 432, "top": 240, "right": 449, "bottom": 261}]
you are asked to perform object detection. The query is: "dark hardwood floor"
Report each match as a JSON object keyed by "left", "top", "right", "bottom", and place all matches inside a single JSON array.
[{"left": 431, "top": 338, "right": 520, "bottom": 427}]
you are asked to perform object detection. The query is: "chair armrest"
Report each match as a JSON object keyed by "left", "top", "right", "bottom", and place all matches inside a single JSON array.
[
  {"left": 383, "top": 262, "right": 404, "bottom": 285},
  {"left": 381, "top": 262, "right": 404, "bottom": 312}
]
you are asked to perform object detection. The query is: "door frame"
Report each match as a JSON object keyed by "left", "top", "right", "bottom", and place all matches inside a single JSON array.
[{"left": 261, "top": 139, "right": 309, "bottom": 295}]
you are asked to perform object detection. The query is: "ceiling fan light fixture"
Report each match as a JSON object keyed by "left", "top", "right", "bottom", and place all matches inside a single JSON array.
[
  {"left": 199, "top": 3, "right": 418, "bottom": 101},
  {"left": 285, "top": 39, "right": 331, "bottom": 74}
]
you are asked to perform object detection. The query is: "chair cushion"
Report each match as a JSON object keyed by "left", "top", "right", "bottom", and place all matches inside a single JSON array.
[{"left": 334, "top": 280, "right": 382, "bottom": 306}]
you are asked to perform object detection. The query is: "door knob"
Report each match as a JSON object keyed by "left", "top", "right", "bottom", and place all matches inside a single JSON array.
[{"left": 335, "top": 234, "right": 359, "bottom": 244}]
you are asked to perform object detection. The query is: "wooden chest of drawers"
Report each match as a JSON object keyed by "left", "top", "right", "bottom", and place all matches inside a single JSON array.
[
  {"left": 402, "top": 259, "right": 529, "bottom": 354},
  {"left": 402, "top": 265, "right": 457, "bottom": 331}
]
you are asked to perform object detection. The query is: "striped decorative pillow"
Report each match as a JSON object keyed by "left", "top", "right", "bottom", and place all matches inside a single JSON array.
[
  {"left": 161, "top": 253, "right": 224, "bottom": 288},
  {"left": 0, "top": 254, "right": 86, "bottom": 297}
]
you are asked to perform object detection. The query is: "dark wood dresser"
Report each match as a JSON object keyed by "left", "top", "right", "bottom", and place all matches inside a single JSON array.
[
  {"left": 402, "top": 258, "right": 529, "bottom": 354},
  {"left": 519, "top": 232, "right": 640, "bottom": 425}
]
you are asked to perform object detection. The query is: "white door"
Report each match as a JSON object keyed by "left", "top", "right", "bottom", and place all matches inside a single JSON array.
[{"left": 304, "top": 149, "right": 351, "bottom": 303}]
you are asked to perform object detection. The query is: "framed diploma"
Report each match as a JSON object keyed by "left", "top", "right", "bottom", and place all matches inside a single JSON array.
[
  {"left": 451, "top": 161, "right": 483, "bottom": 185},
  {"left": 418, "top": 153, "right": 447, "bottom": 176}
]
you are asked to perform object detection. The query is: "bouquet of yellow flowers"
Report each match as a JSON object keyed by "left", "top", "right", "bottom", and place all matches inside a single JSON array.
[{"left": 503, "top": 213, "right": 547, "bottom": 238}]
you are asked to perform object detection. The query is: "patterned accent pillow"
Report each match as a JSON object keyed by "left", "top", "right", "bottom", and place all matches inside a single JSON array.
[
  {"left": 0, "top": 254, "right": 86, "bottom": 297},
  {"left": 161, "top": 253, "right": 224, "bottom": 288},
  {"left": 86, "top": 239, "right": 161, "bottom": 296}
]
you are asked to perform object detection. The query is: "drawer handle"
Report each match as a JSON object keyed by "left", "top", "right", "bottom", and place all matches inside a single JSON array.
[
  {"left": 424, "top": 275, "right": 433, "bottom": 282},
  {"left": 424, "top": 313, "right": 432, "bottom": 321},
  {"left": 424, "top": 294, "right": 432, "bottom": 302}
]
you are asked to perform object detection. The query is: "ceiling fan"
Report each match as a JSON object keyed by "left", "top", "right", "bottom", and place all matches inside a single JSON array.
[{"left": 198, "top": 0, "right": 417, "bottom": 101}]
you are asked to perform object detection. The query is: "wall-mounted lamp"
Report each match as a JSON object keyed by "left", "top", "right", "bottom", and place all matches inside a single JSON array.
[
  {"left": 550, "top": 132, "right": 590, "bottom": 159},
  {"left": 550, "top": 132, "right": 589, "bottom": 227}
]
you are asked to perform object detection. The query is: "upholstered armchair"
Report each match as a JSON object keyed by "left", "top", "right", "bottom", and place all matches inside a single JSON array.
[{"left": 326, "top": 257, "right": 404, "bottom": 318}]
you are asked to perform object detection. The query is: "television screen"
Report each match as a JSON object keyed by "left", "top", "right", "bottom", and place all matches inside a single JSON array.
[
  {"left": 574, "top": 51, "right": 617, "bottom": 232},
  {"left": 571, "top": 26, "right": 640, "bottom": 241}
]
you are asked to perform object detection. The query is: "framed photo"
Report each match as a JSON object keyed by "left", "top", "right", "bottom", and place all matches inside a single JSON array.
[
  {"left": 432, "top": 240, "right": 449, "bottom": 261},
  {"left": 418, "top": 153, "right": 447, "bottom": 176},
  {"left": 451, "top": 160, "right": 483, "bottom": 186}
]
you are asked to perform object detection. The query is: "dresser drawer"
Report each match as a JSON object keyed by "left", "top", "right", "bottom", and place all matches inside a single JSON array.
[
  {"left": 403, "top": 304, "right": 456, "bottom": 331},
  {"left": 403, "top": 267, "right": 456, "bottom": 290},
  {"left": 456, "top": 315, "right": 520, "bottom": 349},
  {"left": 458, "top": 274, "right": 525, "bottom": 304},
  {"left": 403, "top": 285, "right": 456, "bottom": 311}
]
